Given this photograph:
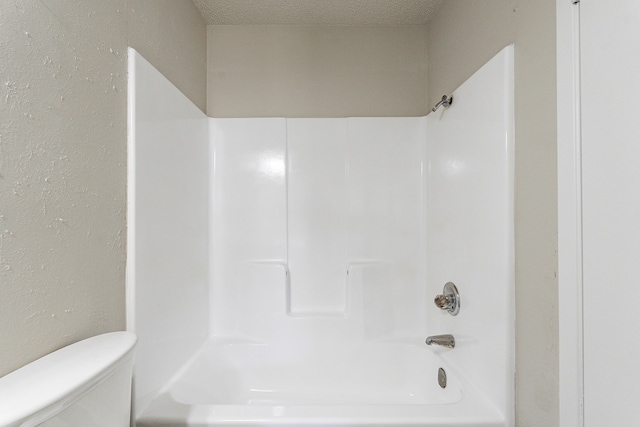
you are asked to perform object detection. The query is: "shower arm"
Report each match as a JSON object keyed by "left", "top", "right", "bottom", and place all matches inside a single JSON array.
[{"left": 432, "top": 95, "right": 453, "bottom": 112}]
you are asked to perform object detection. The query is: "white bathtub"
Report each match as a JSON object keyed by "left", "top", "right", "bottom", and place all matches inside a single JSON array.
[
  {"left": 129, "top": 47, "right": 515, "bottom": 427},
  {"left": 136, "top": 339, "right": 504, "bottom": 427}
]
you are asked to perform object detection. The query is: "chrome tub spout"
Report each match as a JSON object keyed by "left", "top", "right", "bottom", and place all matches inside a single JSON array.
[{"left": 425, "top": 334, "right": 455, "bottom": 349}]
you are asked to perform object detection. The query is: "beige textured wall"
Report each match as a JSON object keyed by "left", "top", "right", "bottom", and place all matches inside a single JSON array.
[
  {"left": 0, "top": 0, "right": 206, "bottom": 377},
  {"left": 129, "top": 0, "right": 207, "bottom": 112},
  {"left": 207, "top": 25, "right": 428, "bottom": 117},
  {"left": 428, "top": 1, "right": 558, "bottom": 426}
]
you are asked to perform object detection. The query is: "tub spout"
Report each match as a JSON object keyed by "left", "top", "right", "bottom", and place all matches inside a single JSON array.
[{"left": 425, "top": 334, "right": 455, "bottom": 349}]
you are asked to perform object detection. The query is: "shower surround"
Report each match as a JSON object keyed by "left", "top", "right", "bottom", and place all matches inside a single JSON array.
[{"left": 127, "top": 46, "right": 514, "bottom": 426}]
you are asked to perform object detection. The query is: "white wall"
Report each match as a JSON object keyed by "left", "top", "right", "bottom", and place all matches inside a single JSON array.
[
  {"left": 581, "top": 3, "right": 640, "bottom": 423},
  {"left": 128, "top": 50, "right": 209, "bottom": 415},
  {"left": 558, "top": 1, "right": 640, "bottom": 426},
  {"left": 0, "top": 0, "right": 206, "bottom": 378}
]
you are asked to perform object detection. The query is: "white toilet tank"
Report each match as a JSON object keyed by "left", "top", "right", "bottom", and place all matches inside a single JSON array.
[{"left": 0, "top": 331, "right": 136, "bottom": 427}]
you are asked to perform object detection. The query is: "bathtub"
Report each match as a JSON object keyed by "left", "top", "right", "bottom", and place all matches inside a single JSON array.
[
  {"left": 129, "top": 47, "right": 515, "bottom": 427},
  {"left": 136, "top": 339, "right": 504, "bottom": 427}
]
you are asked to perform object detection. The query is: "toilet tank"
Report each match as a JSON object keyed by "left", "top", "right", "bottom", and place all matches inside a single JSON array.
[{"left": 0, "top": 331, "right": 136, "bottom": 427}]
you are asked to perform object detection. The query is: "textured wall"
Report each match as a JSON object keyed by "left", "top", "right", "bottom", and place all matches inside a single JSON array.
[
  {"left": 0, "top": 0, "right": 206, "bottom": 377},
  {"left": 129, "top": 0, "right": 207, "bottom": 111},
  {"left": 207, "top": 25, "right": 428, "bottom": 117},
  {"left": 193, "top": 0, "right": 443, "bottom": 25},
  {"left": 428, "top": 1, "right": 558, "bottom": 426}
]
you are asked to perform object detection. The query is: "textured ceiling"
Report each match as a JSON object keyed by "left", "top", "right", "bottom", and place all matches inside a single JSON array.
[{"left": 192, "top": 0, "right": 443, "bottom": 25}]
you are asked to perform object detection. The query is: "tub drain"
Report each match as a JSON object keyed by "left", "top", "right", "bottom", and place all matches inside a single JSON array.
[{"left": 438, "top": 367, "right": 447, "bottom": 388}]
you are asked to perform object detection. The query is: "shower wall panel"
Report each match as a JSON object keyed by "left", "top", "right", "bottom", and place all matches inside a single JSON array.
[
  {"left": 426, "top": 45, "right": 514, "bottom": 420},
  {"left": 347, "top": 118, "right": 427, "bottom": 339},
  {"left": 209, "top": 119, "right": 288, "bottom": 337},
  {"left": 127, "top": 49, "right": 209, "bottom": 415},
  {"left": 209, "top": 117, "right": 427, "bottom": 341},
  {"left": 287, "top": 119, "right": 349, "bottom": 314}
]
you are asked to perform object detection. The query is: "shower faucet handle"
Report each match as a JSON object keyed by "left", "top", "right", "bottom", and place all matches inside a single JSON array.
[
  {"left": 434, "top": 294, "right": 451, "bottom": 309},
  {"left": 434, "top": 282, "right": 460, "bottom": 316}
]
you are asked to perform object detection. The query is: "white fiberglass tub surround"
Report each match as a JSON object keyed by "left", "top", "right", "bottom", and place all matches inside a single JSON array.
[{"left": 128, "top": 46, "right": 514, "bottom": 426}]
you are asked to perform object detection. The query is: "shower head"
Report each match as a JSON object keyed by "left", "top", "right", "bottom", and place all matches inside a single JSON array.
[{"left": 432, "top": 95, "right": 453, "bottom": 112}]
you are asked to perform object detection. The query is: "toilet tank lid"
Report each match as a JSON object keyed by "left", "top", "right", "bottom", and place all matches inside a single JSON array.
[{"left": 0, "top": 331, "right": 137, "bottom": 427}]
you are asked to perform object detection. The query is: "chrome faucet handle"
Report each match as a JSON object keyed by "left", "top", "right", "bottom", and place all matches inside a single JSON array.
[
  {"left": 434, "top": 282, "right": 460, "bottom": 316},
  {"left": 434, "top": 294, "right": 451, "bottom": 309}
]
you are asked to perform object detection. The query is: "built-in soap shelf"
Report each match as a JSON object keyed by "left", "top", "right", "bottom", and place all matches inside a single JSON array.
[
  {"left": 238, "top": 259, "right": 390, "bottom": 317},
  {"left": 229, "top": 259, "right": 421, "bottom": 344},
  {"left": 231, "top": 258, "right": 414, "bottom": 344}
]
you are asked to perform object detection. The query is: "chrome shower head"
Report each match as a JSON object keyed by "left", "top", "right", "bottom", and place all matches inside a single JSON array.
[{"left": 432, "top": 95, "right": 453, "bottom": 112}]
